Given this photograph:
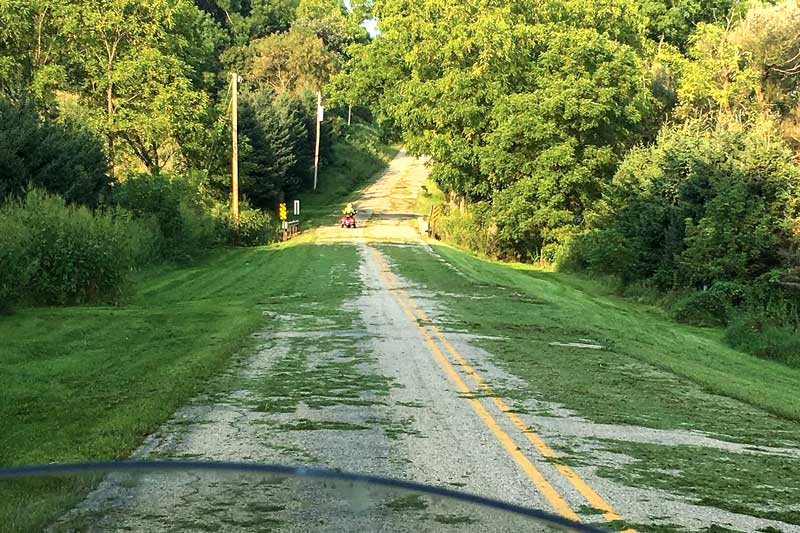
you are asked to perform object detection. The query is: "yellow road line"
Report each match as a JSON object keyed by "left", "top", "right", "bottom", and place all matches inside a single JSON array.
[
  {"left": 368, "top": 248, "right": 582, "bottom": 522},
  {"left": 398, "top": 291, "right": 625, "bottom": 523},
  {"left": 369, "top": 246, "right": 635, "bottom": 532}
]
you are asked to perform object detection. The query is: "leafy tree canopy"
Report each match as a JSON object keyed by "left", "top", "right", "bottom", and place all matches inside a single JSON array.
[
  {"left": 338, "top": 0, "right": 653, "bottom": 258},
  {"left": 639, "top": 0, "right": 734, "bottom": 50},
  {"left": 195, "top": 0, "right": 300, "bottom": 43}
]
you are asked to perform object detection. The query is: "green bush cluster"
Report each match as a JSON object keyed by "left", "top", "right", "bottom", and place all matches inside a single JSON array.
[
  {"left": 232, "top": 209, "right": 273, "bottom": 247},
  {"left": 0, "top": 170, "right": 259, "bottom": 311},
  {"left": 111, "top": 173, "right": 224, "bottom": 261},
  {"left": 0, "top": 211, "right": 32, "bottom": 312},
  {"left": 726, "top": 316, "right": 800, "bottom": 368},
  {"left": 0, "top": 190, "right": 160, "bottom": 309},
  {"left": 437, "top": 203, "right": 499, "bottom": 258},
  {"left": 212, "top": 200, "right": 274, "bottom": 247},
  {"left": 671, "top": 282, "right": 745, "bottom": 327},
  {"left": 562, "top": 118, "right": 800, "bottom": 363},
  {"left": 568, "top": 119, "right": 800, "bottom": 288},
  {"left": 0, "top": 101, "right": 109, "bottom": 207}
]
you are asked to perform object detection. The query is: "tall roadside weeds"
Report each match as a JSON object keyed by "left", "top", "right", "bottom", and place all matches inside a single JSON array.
[
  {"left": 110, "top": 172, "right": 224, "bottom": 261},
  {"left": 0, "top": 190, "right": 161, "bottom": 308}
]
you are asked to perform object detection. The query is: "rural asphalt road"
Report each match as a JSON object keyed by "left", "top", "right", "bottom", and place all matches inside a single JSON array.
[{"left": 51, "top": 152, "right": 800, "bottom": 533}]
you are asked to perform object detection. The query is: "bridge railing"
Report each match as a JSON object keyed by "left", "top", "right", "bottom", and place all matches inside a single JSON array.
[{"left": 281, "top": 220, "right": 300, "bottom": 242}]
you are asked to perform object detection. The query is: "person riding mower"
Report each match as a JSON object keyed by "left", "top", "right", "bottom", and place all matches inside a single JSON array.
[{"left": 340, "top": 203, "right": 357, "bottom": 228}]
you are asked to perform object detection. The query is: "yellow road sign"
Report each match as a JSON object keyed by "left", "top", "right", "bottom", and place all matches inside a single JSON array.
[
  {"left": 431, "top": 205, "right": 441, "bottom": 229},
  {"left": 279, "top": 202, "right": 287, "bottom": 221}
]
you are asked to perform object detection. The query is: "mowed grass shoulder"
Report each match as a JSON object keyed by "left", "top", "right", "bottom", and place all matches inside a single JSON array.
[
  {"left": 0, "top": 244, "right": 358, "bottom": 529},
  {"left": 381, "top": 244, "right": 800, "bottom": 437}
]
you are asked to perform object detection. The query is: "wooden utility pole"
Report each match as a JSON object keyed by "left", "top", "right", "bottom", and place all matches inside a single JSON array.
[
  {"left": 313, "top": 90, "right": 322, "bottom": 191},
  {"left": 231, "top": 72, "right": 239, "bottom": 223},
  {"left": 347, "top": 104, "right": 352, "bottom": 126}
]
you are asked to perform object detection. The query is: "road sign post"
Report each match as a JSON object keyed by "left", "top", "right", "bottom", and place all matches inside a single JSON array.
[
  {"left": 313, "top": 91, "right": 323, "bottom": 191},
  {"left": 429, "top": 204, "right": 442, "bottom": 238},
  {"left": 279, "top": 203, "right": 289, "bottom": 241},
  {"left": 293, "top": 200, "right": 300, "bottom": 216},
  {"left": 231, "top": 72, "right": 240, "bottom": 223}
]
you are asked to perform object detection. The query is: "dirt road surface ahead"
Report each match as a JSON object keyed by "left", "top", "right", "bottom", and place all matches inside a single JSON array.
[
  {"left": 53, "top": 152, "right": 800, "bottom": 533},
  {"left": 310, "top": 149, "right": 429, "bottom": 244}
]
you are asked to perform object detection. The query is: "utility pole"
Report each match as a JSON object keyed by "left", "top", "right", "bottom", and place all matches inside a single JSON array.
[
  {"left": 348, "top": 104, "right": 352, "bottom": 126},
  {"left": 313, "top": 90, "right": 322, "bottom": 191},
  {"left": 231, "top": 72, "right": 240, "bottom": 223}
]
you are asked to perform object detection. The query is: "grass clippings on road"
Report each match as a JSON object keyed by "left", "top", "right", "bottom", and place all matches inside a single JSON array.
[
  {"left": 244, "top": 246, "right": 396, "bottom": 418},
  {"left": 378, "top": 242, "right": 800, "bottom": 528},
  {"left": 379, "top": 244, "right": 800, "bottom": 438},
  {"left": 597, "top": 440, "right": 800, "bottom": 525},
  {"left": 251, "top": 346, "right": 394, "bottom": 414}
]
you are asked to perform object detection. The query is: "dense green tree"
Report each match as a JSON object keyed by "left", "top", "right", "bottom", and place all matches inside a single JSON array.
[
  {"left": 573, "top": 117, "right": 800, "bottom": 287},
  {"left": 0, "top": 100, "right": 109, "bottom": 207},
  {"left": 478, "top": 26, "right": 649, "bottom": 257},
  {"left": 676, "top": 23, "right": 760, "bottom": 119},
  {"left": 729, "top": 1, "right": 800, "bottom": 150},
  {"left": 275, "top": 92, "right": 314, "bottom": 192},
  {"left": 173, "top": 2, "right": 231, "bottom": 90},
  {"left": 294, "top": 0, "right": 368, "bottom": 55},
  {"left": 0, "top": 0, "right": 71, "bottom": 111},
  {"left": 237, "top": 90, "right": 296, "bottom": 208},
  {"left": 200, "top": 88, "right": 324, "bottom": 205},
  {"left": 339, "top": 0, "right": 652, "bottom": 259},
  {"left": 525, "top": 0, "right": 649, "bottom": 50},
  {"left": 639, "top": 0, "right": 734, "bottom": 50},
  {"left": 69, "top": 0, "right": 225, "bottom": 175},
  {"left": 245, "top": 28, "right": 337, "bottom": 94},
  {"left": 672, "top": 2, "right": 800, "bottom": 149},
  {"left": 196, "top": 0, "right": 299, "bottom": 43}
]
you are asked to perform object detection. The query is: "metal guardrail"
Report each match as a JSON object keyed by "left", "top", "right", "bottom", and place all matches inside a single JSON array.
[{"left": 282, "top": 220, "right": 300, "bottom": 241}]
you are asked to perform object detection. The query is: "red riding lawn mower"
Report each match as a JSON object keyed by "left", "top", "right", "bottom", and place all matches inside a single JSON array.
[{"left": 340, "top": 213, "right": 357, "bottom": 228}]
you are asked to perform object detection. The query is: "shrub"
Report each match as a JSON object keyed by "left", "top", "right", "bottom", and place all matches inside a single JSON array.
[
  {"left": 559, "top": 229, "right": 635, "bottom": 279},
  {"left": 1, "top": 190, "right": 159, "bottom": 306},
  {"left": 111, "top": 172, "right": 182, "bottom": 238},
  {"left": 438, "top": 202, "right": 498, "bottom": 257},
  {"left": 109, "top": 208, "right": 164, "bottom": 268},
  {"left": 213, "top": 200, "right": 274, "bottom": 247},
  {"left": 742, "top": 276, "right": 800, "bottom": 328},
  {"left": 594, "top": 117, "right": 800, "bottom": 290},
  {"left": 111, "top": 173, "right": 223, "bottom": 261},
  {"left": 672, "top": 281, "right": 746, "bottom": 327},
  {"left": 171, "top": 201, "right": 225, "bottom": 259},
  {"left": 233, "top": 207, "right": 274, "bottom": 246},
  {"left": 725, "top": 315, "right": 800, "bottom": 368}
]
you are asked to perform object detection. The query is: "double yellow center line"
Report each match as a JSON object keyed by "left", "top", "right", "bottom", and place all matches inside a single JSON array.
[{"left": 367, "top": 246, "right": 634, "bottom": 532}]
